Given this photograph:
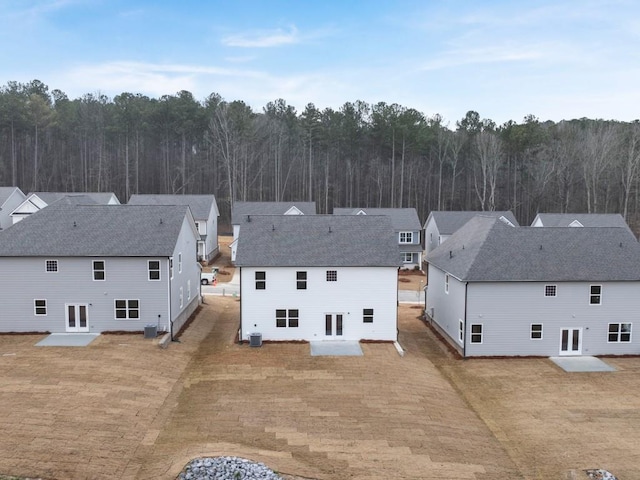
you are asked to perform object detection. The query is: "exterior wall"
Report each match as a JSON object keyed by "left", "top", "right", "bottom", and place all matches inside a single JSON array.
[
  {"left": 240, "top": 266, "right": 398, "bottom": 342},
  {"left": 464, "top": 281, "right": 640, "bottom": 357},
  {"left": 0, "top": 256, "right": 171, "bottom": 333},
  {"left": 11, "top": 196, "right": 47, "bottom": 224},
  {"left": 399, "top": 229, "right": 422, "bottom": 269},
  {"left": 424, "top": 218, "right": 441, "bottom": 256},
  {"left": 0, "top": 189, "right": 26, "bottom": 230},
  {"left": 169, "top": 215, "right": 202, "bottom": 334},
  {"left": 426, "top": 265, "right": 467, "bottom": 355},
  {"left": 203, "top": 206, "right": 219, "bottom": 261}
]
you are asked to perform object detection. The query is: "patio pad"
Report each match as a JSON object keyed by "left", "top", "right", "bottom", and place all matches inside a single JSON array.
[
  {"left": 550, "top": 356, "right": 616, "bottom": 372},
  {"left": 310, "top": 341, "right": 363, "bottom": 356},
  {"left": 36, "top": 333, "right": 100, "bottom": 347}
]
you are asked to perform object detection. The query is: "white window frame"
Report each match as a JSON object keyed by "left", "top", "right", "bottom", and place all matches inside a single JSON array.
[
  {"left": 178, "top": 253, "right": 182, "bottom": 273},
  {"left": 530, "top": 323, "right": 543, "bottom": 340},
  {"left": 114, "top": 299, "right": 140, "bottom": 320},
  {"left": 544, "top": 285, "right": 556, "bottom": 297},
  {"left": 45, "top": 259, "right": 58, "bottom": 273},
  {"left": 470, "top": 324, "right": 483, "bottom": 344},
  {"left": 458, "top": 319, "right": 463, "bottom": 342},
  {"left": 179, "top": 287, "right": 184, "bottom": 308},
  {"left": 169, "top": 257, "right": 174, "bottom": 279},
  {"left": 276, "top": 309, "right": 299, "bottom": 328},
  {"left": 148, "top": 260, "right": 161, "bottom": 281},
  {"left": 187, "top": 280, "right": 191, "bottom": 300},
  {"left": 255, "top": 271, "right": 266, "bottom": 289},
  {"left": 590, "top": 284, "right": 602, "bottom": 305},
  {"left": 399, "top": 231, "right": 413, "bottom": 244},
  {"left": 363, "top": 308, "right": 374, "bottom": 323},
  {"left": 34, "top": 299, "right": 47, "bottom": 316},
  {"left": 296, "top": 271, "right": 307, "bottom": 290},
  {"left": 445, "top": 274, "right": 450, "bottom": 294},
  {"left": 608, "top": 322, "right": 632, "bottom": 343},
  {"left": 401, "top": 252, "right": 413, "bottom": 263},
  {"left": 92, "top": 260, "right": 105, "bottom": 281}
]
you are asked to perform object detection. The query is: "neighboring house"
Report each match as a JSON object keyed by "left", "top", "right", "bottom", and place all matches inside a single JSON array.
[
  {"left": 0, "top": 187, "right": 26, "bottom": 230},
  {"left": 230, "top": 201, "right": 317, "bottom": 262},
  {"left": 0, "top": 204, "right": 200, "bottom": 337},
  {"left": 235, "top": 215, "right": 400, "bottom": 342},
  {"left": 128, "top": 194, "right": 220, "bottom": 262},
  {"left": 333, "top": 207, "right": 422, "bottom": 269},
  {"left": 531, "top": 213, "right": 633, "bottom": 232},
  {"left": 423, "top": 210, "right": 519, "bottom": 256},
  {"left": 426, "top": 215, "right": 640, "bottom": 357},
  {"left": 10, "top": 192, "right": 120, "bottom": 224}
]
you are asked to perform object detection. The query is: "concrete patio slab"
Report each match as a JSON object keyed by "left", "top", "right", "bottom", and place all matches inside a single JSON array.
[
  {"left": 550, "top": 355, "right": 616, "bottom": 372},
  {"left": 35, "top": 333, "right": 100, "bottom": 347},
  {"left": 309, "top": 340, "right": 363, "bottom": 356}
]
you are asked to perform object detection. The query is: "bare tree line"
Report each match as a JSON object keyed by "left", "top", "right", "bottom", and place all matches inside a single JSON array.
[{"left": 1, "top": 80, "right": 639, "bottom": 227}]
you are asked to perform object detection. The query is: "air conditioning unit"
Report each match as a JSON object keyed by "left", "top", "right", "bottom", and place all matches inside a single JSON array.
[{"left": 249, "top": 332, "right": 262, "bottom": 347}]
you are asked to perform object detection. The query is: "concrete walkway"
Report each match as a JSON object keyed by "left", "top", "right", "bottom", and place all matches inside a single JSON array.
[
  {"left": 550, "top": 355, "right": 616, "bottom": 372},
  {"left": 35, "top": 333, "right": 100, "bottom": 347}
]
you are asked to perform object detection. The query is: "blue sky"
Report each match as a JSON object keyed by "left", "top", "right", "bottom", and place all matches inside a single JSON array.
[{"left": 1, "top": 0, "right": 639, "bottom": 125}]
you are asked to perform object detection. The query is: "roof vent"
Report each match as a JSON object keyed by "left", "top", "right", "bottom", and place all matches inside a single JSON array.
[
  {"left": 73, "top": 221, "right": 77, "bottom": 227},
  {"left": 247, "top": 215, "right": 251, "bottom": 222},
  {"left": 329, "top": 226, "right": 332, "bottom": 233},
  {"left": 272, "top": 224, "right": 275, "bottom": 231},
  {"left": 449, "top": 250, "right": 452, "bottom": 258},
  {"left": 160, "top": 218, "right": 163, "bottom": 225}
]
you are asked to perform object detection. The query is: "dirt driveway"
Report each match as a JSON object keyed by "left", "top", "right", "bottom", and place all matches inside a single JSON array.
[{"left": 1, "top": 301, "right": 639, "bottom": 479}]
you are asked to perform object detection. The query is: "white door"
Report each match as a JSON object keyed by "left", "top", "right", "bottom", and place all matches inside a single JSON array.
[
  {"left": 325, "top": 314, "right": 344, "bottom": 337},
  {"left": 66, "top": 304, "right": 89, "bottom": 333},
  {"left": 559, "top": 328, "right": 582, "bottom": 355}
]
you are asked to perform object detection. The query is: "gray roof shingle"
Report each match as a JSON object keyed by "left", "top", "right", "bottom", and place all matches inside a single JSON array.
[
  {"left": 0, "top": 204, "right": 190, "bottom": 257},
  {"left": 333, "top": 207, "right": 421, "bottom": 231},
  {"left": 30, "top": 192, "right": 119, "bottom": 205},
  {"left": 427, "top": 215, "right": 640, "bottom": 282},
  {"left": 128, "top": 194, "right": 218, "bottom": 220},
  {"left": 426, "top": 210, "right": 519, "bottom": 234},
  {"left": 231, "top": 202, "right": 316, "bottom": 224},
  {"left": 235, "top": 215, "right": 401, "bottom": 267},
  {"left": 533, "top": 213, "right": 631, "bottom": 230}
]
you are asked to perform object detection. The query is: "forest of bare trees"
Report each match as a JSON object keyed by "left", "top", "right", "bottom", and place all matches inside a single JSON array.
[{"left": 1, "top": 79, "right": 639, "bottom": 227}]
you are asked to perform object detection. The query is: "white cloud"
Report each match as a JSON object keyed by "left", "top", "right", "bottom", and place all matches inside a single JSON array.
[{"left": 221, "top": 25, "right": 299, "bottom": 48}]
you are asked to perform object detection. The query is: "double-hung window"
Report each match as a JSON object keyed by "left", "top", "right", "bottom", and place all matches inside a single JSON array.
[
  {"left": 590, "top": 285, "right": 602, "bottom": 305},
  {"left": 276, "top": 309, "right": 299, "bottom": 328},
  {"left": 34, "top": 299, "right": 47, "bottom": 316},
  {"left": 363, "top": 308, "right": 374, "bottom": 323},
  {"left": 93, "top": 260, "right": 105, "bottom": 281},
  {"left": 296, "top": 271, "right": 307, "bottom": 290},
  {"left": 148, "top": 261, "right": 160, "bottom": 281},
  {"left": 445, "top": 274, "right": 450, "bottom": 294},
  {"left": 255, "top": 271, "right": 266, "bottom": 289},
  {"left": 531, "top": 324, "right": 543, "bottom": 339},
  {"left": 115, "top": 299, "right": 140, "bottom": 319},
  {"left": 470, "top": 324, "right": 483, "bottom": 343},
  {"left": 608, "top": 323, "right": 631, "bottom": 342}
]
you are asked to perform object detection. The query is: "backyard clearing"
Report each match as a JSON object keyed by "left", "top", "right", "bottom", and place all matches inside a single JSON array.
[{"left": 0, "top": 300, "right": 638, "bottom": 479}]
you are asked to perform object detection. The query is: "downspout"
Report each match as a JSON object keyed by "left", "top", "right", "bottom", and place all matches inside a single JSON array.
[{"left": 463, "top": 281, "right": 468, "bottom": 358}]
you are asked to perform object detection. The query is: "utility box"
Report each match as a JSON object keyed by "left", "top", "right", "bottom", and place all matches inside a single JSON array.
[
  {"left": 249, "top": 332, "right": 262, "bottom": 347},
  {"left": 144, "top": 324, "right": 158, "bottom": 339}
]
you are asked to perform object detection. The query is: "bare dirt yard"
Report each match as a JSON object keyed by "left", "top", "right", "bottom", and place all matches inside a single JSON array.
[{"left": 1, "top": 301, "right": 639, "bottom": 479}]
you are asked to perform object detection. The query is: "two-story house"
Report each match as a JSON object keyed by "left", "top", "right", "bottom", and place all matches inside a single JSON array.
[
  {"left": 128, "top": 194, "right": 220, "bottom": 262},
  {"left": 235, "top": 215, "right": 400, "bottom": 342},
  {"left": 10, "top": 192, "right": 120, "bottom": 224},
  {"left": 0, "top": 204, "right": 200, "bottom": 338},
  {"left": 333, "top": 207, "right": 422, "bottom": 269},
  {"left": 426, "top": 215, "right": 640, "bottom": 357},
  {"left": 0, "top": 187, "right": 26, "bottom": 230}
]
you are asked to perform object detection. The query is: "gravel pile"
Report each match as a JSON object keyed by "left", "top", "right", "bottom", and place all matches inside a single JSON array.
[
  {"left": 178, "top": 456, "right": 283, "bottom": 480},
  {"left": 585, "top": 469, "right": 618, "bottom": 480}
]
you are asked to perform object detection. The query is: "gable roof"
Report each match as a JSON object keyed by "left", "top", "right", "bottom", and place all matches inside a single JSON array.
[
  {"left": 532, "top": 213, "right": 631, "bottom": 230},
  {"left": 0, "top": 204, "right": 192, "bottom": 257},
  {"left": 128, "top": 194, "right": 219, "bottom": 220},
  {"left": 231, "top": 201, "right": 316, "bottom": 224},
  {"left": 333, "top": 207, "right": 421, "bottom": 231},
  {"left": 0, "top": 187, "right": 24, "bottom": 207},
  {"left": 425, "top": 210, "right": 519, "bottom": 234},
  {"left": 29, "top": 192, "right": 119, "bottom": 205},
  {"left": 235, "top": 215, "right": 400, "bottom": 267},
  {"left": 427, "top": 215, "right": 640, "bottom": 282}
]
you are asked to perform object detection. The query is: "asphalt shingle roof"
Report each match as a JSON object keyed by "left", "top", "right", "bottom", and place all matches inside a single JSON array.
[
  {"left": 426, "top": 210, "right": 519, "bottom": 234},
  {"left": 128, "top": 194, "right": 218, "bottom": 220},
  {"left": 231, "top": 202, "right": 316, "bottom": 224},
  {"left": 235, "top": 215, "right": 401, "bottom": 267},
  {"left": 0, "top": 204, "right": 190, "bottom": 257},
  {"left": 333, "top": 207, "right": 421, "bottom": 231},
  {"left": 427, "top": 215, "right": 640, "bottom": 282},
  {"left": 30, "top": 192, "right": 119, "bottom": 205},
  {"left": 534, "top": 213, "right": 631, "bottom": 230}
]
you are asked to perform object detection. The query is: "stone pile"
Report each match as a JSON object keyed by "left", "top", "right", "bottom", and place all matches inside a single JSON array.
[{"left": 178, "top": 456, "right": 282, "bottom": 480}]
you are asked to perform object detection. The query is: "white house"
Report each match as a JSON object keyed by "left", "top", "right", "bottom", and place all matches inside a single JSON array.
[
  {"left": 230, "top": 201, "right": 316, "bottom": 262},
  {"left": 0, "top": 204, "right": 200, "bottom": 337},
  {"left": 235, "top": 215, "right": 400, "bottom": 342},
  {"left": 0, "top": 186, "right": 26, "bottom": 230},
  {"left": 333, "top": 207, "right": 423, "bottom": 269},
  {"left": 10, "top": 192, "right": 120, "bottom": 224},
  {"left": 426, "top": 215, "right": 640, "bottom": 357},
  {"left": 128, "top": 194, "right": 220, "bottom": 262},
  {"left": 423, "top": 210, "right": 518, "bottom": 257}
]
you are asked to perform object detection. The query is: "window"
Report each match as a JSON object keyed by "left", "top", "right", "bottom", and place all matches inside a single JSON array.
[
  {"left": 445, "top": 274, "right": 450, "bottom": 294},
  {"left": 590, "top": 285, "right": 602, "bottom": 305},
  {"left": 296, "top": 271, "right": 307, "bottom": 290},
  {"left": 402, "top": 253, "right": 413, "bottom": 263},
  {"left": 115, "top": 299, "right": 140, "bottom": 319},
  {"left": 187, "top": 280, "right": 191, "bottom": 300},
  {"left": 363, "top": 308, "right": 374, "bottom": 323},
  {"left": 45, "top": 260, "right": 58, "bottom": 272},
  {"left": 458, "top": 319, "right": 464, "bottom": 342},
  {"left": 326, "top": 270, "right": 337, "bottom": 282},
  {"left": 399, "top": 232, "right": 413, "bottom": 244},
  {"left": 169, "top": 257, "right": 174, "bottom": 279},
  {"left": 470, "top": 324, "right": 483, "bottom": 343},
  {"left": 255, "top": 271, "right": 266, "bottom": 289},
  {"left": 178, "top": 253, "right": 182, "bottom": 273},
  {"left": 276, "top": 309, "right": 299, "bottom": 328},
  {"left": 34, "top": 299, "right": 47, "bottom": 316},
  {"left": 93, "top": 260, "right": 105, "bottom": 281},
  {"left": 531, "top": 324, "right": 543, "bottom": 340},
  {"left": 544, "top": 285, "right": 556, "bottom": 297},
  {"left": 148, "top": 261, "right": 160, "bottom": 281},
  {"left": 608, "top": 323, "right": 632, "bottom": 342},
  {"left": 179, "top": 287, "right": 184, "bottom": 308}
]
